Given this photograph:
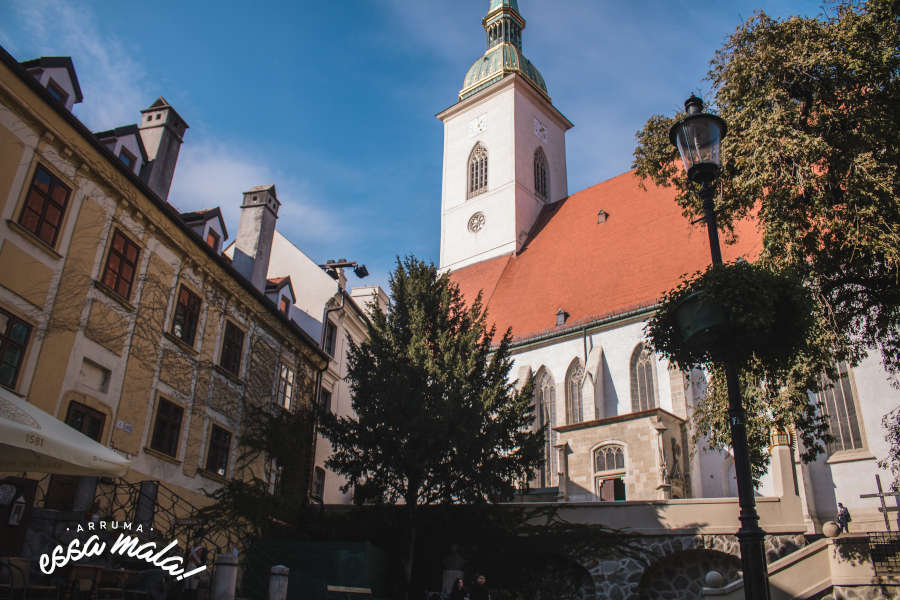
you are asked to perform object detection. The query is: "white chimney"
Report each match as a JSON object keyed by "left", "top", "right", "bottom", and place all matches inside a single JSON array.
[
  {"left": 138, "top": 97, "right": 188, "bottom": 201},
  {"left": 233, "top": 185, "right": 279, "bottom": 291}
]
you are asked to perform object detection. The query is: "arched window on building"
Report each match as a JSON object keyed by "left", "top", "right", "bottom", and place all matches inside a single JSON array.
[
  {"left": 535, "top": 370, "right": 556, "bottom": 487},
  {"left": 565, "top": 359, "right": 584, "bottom": 424},
  {"left": 594, "top": 444, "right": 626, "bottom": 501},
  {"left": 467, "top": 143, "right": 488, "bottom": 199},
  {"left": 813, "top": 361, "right": 864, "bottom": 454},
  {"left": 630, "top": 344, "right": 658, "bottom": 413},
  {"left": 533, "top": 147, "right": 548, "bottom": 200}
]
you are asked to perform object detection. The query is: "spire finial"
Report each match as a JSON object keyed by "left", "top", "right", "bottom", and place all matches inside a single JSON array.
[{"left": 489, "top": 0, "right": 520, "bottom": 12}]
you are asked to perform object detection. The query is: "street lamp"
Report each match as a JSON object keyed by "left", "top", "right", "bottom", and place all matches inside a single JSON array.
[{"left": 669, "top": 95, "right": 771, "bottom": 600}]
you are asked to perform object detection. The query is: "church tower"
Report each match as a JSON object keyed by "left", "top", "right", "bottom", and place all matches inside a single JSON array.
[{"left": 437, "top": 0, "right": 572, "bottom": 271}]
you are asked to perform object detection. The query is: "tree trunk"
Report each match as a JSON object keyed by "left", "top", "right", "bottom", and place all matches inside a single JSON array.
[{"left": 402, "top": 488, "right": 418, "bottom": 600}]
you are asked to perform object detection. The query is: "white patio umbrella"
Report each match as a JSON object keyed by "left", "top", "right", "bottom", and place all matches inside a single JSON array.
[{"left": 0, "top": 387, "right": 130, "bottom": 476}]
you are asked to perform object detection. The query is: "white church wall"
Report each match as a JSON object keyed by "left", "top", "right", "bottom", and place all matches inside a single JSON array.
[
  {"left": 440, "top": 84, "right": 518, "bottom": 270},
  {"left": 798, "top": 350, "right": 899, "bottom": 532},
  {"left": 509, "top": 317, "right": 678, "bottom": 428},
  {"left": 511, "top": 84, "right": 569, "bottom": 250},
  {"left": 513, "top": 334, "right": 583, "bottom": 428},
  {"left": 512, "top": 84, "right": 568, "bottom": 204},
  {"left": 587, "top": 318, "right": 673, "bottom": 417}
]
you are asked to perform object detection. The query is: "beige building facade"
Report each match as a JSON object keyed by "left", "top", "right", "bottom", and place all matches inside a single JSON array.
[{"left": 0, "top": 46, "right": 328, "bottom": 527}]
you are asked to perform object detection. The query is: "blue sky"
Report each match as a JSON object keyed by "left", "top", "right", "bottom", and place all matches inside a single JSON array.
[{"left": 0, "top": 0, "right": 822, "bottom": 290}]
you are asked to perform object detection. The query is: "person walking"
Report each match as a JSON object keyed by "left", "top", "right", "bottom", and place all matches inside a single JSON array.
[
  {"left": 836, "top": 502, "right": 852, "bottom": 534},
  {"left": 469, "top": 574, "right": 489, "bottom": 600},
  {"left": 182, "top": 532, "right": 208, "bottom": 600},
  {"left": 448, "top": 577, "right": 468, "bottom": 600}
]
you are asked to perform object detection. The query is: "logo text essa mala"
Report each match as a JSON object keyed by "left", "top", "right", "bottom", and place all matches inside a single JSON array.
[{"left": 39, "top": 521, "right": 207, "bottom": 580}]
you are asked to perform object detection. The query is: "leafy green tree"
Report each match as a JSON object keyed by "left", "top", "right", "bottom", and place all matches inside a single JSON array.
[
  {"left": 879, "top": 407, "right": 900, "bottom": 491},
  {"left": 633, "top": 0, "right": 899, "bottom": 475},
  {"left": 319, "top": 256, "right": 543, "bottom": 595}
]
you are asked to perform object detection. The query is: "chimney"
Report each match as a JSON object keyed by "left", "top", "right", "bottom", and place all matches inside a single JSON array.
[
  {"left": 233, "top": 185, "right": 280, "bottom": 291},
  {"left": 138, "top": 97, "right": 188, "bottom": 201}
]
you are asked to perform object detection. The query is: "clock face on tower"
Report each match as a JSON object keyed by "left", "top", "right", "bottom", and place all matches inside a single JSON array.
[
  {"left": 533, "top": 117, "right": 548, "bottom": 142},
  {"left": 469, "top": 114, "right": 487, "bottom": 137}
]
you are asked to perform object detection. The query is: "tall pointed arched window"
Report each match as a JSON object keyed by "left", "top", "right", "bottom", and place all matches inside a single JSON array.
[
  {"left": 534, "top": 370, "right": 556, "bottom": 487},
  {"left": 467, "top": 143, "right": 488, "bottom": 199},
  {"left": 566, "top": 359, "right": 584, "bottom": 424},
  {"left": 813, "top": 361, "right": 864, "bottom": 454},
  {"left": 533, "top": 147, "right": 548, "bottom": 200},
  {"left": 630, "top": 344, "right": 658, "bottom": 412}
]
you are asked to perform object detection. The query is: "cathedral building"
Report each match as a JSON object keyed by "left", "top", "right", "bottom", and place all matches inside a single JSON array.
[{"left": 443, "top": 0, "right": 899, "bottom": 534}]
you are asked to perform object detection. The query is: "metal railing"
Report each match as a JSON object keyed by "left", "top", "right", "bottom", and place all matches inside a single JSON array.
[{"left": 27, "top": 475, "right": 284, "bottom": 598}]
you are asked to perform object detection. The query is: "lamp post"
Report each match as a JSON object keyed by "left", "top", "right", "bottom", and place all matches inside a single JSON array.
[{"left": 669, "top": 95, "right": 771, "bottom": 599}]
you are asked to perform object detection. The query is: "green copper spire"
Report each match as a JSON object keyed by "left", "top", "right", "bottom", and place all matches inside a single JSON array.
[
  {"left": 459, "top": 0, "right": 548, "bottom": 101},
  {"left": 489, "top": 0, "right": 519, "bottom": 10}
]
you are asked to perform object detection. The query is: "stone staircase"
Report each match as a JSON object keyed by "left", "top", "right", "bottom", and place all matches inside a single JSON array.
[{"left": 701, "top": 533, "right": 900, "bottom": 599}]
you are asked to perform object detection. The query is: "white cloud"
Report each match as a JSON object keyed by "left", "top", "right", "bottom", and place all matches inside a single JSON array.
[
  {"left": 168, "top": 139, "right": 350, "bottom": 247},
  {"left": 3, "top": 0, "right": 349, "bottom": 250},
  {"left": 7, "top": 0, "right": 150, "bottom": 131}
]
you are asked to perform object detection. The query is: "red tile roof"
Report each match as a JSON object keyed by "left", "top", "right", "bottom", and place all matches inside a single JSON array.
[{"left": 448, "top": 170, "right": 762, "bottom": 343}]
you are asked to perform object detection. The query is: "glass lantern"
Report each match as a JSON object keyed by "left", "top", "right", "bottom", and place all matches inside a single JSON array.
[{"left": 668, "top": 95, "right": 727, "bottom": 184}]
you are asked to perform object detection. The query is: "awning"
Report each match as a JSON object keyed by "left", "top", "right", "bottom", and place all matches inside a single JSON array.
[{"left": 0, "top": 388, "right": 130, "bottom": 477}]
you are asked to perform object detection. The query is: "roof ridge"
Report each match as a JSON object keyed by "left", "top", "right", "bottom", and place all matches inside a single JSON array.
[
  {"left": 481, "top": 254, "right": 513, "bottom": 318},
  {"left": 518, "top": 196, "right": 567, "bottom": 251}
]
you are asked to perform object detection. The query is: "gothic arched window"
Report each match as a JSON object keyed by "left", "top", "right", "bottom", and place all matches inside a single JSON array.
[
  {"left": 534, "top": 370, "right": 555, "bottom": 487},
  {"left": 594, "top": 444, "right": 626, "bottom": 501},
  {"left": 594, "top": 444, "right": 625, "bottom": 473},
  {"left": 630, "top": 344, "right": 658, "bottom": 413},
  {"left": 565, "top": 359, "right": 584, "bottom": 424},
  {"left": 467, "top": 143, "right": 488, "bottom": 199},
  {"left": 534, "top": 147, "right": 548, "bottom": 200},
  {"left": 813, "top": 361, "right": 864, "bottom": 454}
]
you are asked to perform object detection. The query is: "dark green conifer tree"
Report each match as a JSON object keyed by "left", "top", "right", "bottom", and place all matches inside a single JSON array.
[{"left": 319, "top": 256, "right": 543, "bottom": 594}]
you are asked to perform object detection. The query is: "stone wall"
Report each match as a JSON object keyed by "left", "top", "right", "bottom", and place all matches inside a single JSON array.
[
  {"left": 557, "top": 409, "right": 686, "bottom": 502},
  {"left": 826, "top": 585, "right": 900, "bottom": 600},
  {"left": 575, "top": 533, "right": 806, "bottom": 600}
]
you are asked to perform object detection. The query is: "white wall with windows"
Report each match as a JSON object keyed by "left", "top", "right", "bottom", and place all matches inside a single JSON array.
[
  {"left": 507, "top": 310, "right": 900, "bottom": 532},
  {"left": 438, "top": 76, "right": 571, "bottom": 271},
  {"left": 794, "top": 352, "right": 897, "bottom": 532}
]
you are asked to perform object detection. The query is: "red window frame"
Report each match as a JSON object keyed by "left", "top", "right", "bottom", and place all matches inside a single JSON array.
[
  {"left": 19, "top": 164, "right": 71, "bottom": 246},
  {"left": 171, "top": 285, "right": 202, "bottom": 345},
  {"left": 206, "top": 425, "right": 232, "bottom": 477},
  {"left": 150, "top": 398, "right": 184, "bottom": 457},
  {"left": 206, "top": 229, "right": 220, "bottom": 251},
  {"left": 219, "top": 321, "right": 244, "bottom": 375},
  {"left": 0, "top": 308, "right": 32, "bottom": 390},
  {"left": 101, "top": 229, "right": 140, "bottom": 299}
]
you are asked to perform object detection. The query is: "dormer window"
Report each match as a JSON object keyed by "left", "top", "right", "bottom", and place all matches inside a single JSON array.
[
  {"left": 20, "top": 57, "right": 84, "bottom": 112},
  {"left": 279, "top": 296, "right": 290, "bottom": 314},
  {"left": 206, "top": 229, "right": 220, "bottom": 252},
  {"left": 46, "top": 79, "right": 68, "bottom": 104},
  {"left": 118, "top": 148, "right": 136, "bottom": 170}
]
